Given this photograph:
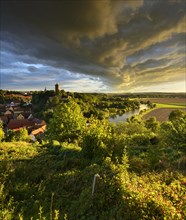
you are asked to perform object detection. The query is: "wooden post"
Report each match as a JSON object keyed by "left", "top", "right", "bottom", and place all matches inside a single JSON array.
[{"left": 92, "top": 174, "right": 100, "bottom": 196}]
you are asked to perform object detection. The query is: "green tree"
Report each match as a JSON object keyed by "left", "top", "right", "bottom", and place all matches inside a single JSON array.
[
  {"left": 169, "top": 109, "right": 185, "bottom": 122},
  {"left": 144, "top": 116, "right": 159, "bottom": 132},
  {"left": 46, "top": 99, "right": 86, "bottom": 142},
  {"left": 168, "top": 110, "right": 186, "bottom": 149},
  {"left": 52, "top": 96, "right": 60, "bottom": 106}
]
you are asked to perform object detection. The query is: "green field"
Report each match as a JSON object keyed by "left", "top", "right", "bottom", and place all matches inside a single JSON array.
[
  {"left": 168, "top": 102, "right": 186, "bottom": 107},
  {"left": 154, "top": 103, "right": 186, "bottom": 108}
]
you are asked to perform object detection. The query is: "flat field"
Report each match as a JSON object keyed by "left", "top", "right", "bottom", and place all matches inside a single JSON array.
[
  {"left": 141, "top": 97, "right": 186, "bottom": 121},
  {"left": 141, "top": 98, "right": 186, "bottom": 107},
  {"left": 142, "top": 108, "right": 186, "bottom": 122}
]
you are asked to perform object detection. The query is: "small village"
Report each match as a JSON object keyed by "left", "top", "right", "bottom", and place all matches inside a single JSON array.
[
  {"left": 0, "top": 94, "right": 46, "bottom": 142},
  {"left": 0, "top": 83, "right": 73, "bottom": 142}
]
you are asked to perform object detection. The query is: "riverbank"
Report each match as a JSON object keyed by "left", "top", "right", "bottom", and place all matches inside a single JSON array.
[{"left": 109, "top": 104, "right": 148, "bottom": 123}]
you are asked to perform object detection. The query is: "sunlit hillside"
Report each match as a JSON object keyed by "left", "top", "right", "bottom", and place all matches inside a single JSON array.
[{"left": 0, "top": 96, "right": 186, "bottom": 219}]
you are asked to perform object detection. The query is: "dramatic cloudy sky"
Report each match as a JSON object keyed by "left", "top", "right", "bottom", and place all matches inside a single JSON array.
[{"left": 0, "top": 0, "right": 186, "bottom": 92}]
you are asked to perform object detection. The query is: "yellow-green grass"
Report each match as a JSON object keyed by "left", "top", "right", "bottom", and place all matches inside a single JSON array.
[
  {"left": 168, "top": 103, "right": 186, "bottom": 106},
  {"left": 154, "top": 103, "right": 186, "bottom": 108}
]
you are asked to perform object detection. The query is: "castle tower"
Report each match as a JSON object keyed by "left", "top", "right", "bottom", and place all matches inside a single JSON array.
[{"left": 55, "top": 83, "right": 60, "bottom": 94}]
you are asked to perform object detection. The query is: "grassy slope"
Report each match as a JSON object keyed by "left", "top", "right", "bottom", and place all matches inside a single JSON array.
[{"left": 0, "top": 141, "right": 186, "bottom": 219}]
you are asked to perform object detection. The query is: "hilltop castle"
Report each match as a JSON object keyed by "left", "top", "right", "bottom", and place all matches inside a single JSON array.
[{"left": 55, "top": 83, "right": 60, "bottom": 94}]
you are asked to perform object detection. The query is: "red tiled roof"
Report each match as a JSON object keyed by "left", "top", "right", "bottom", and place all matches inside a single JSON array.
[
  {"left": 7, "top": 119, "right": 34, "bottom": 130},
  {"left": 29, "top": 118, "right": 46, "bottom": 125},
  {"left": 7, "top": 118, "right": 47, "bottom": 136}
]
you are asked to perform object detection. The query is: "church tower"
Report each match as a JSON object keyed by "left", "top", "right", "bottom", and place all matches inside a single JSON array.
[{"left": 55, "top": 83, "right": 60, "bottom": 94}]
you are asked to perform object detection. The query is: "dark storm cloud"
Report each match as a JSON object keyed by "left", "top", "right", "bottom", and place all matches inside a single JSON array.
[
  {"left": 1, "top": 0, "right": 122, "bottom": 43},
  {"left": 1, "top": 0, "right": 185, "bottom": 91}
]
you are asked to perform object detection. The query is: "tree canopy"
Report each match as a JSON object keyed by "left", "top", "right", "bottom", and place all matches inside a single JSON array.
[{"left": 46, "top": 99, "right": 86, "bottom": 142}]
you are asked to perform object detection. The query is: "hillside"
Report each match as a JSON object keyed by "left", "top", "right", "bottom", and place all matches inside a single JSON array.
[{"left": 1, "top": 104, "right": 186, "bottom": 219}]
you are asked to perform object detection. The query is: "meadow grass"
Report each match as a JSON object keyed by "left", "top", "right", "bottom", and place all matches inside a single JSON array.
[
  {"left": 154, "top": 103, "right": 186, "bottom": 108},
  {"left": 166, "top": 102, "right": 186, "bottom": 107}
]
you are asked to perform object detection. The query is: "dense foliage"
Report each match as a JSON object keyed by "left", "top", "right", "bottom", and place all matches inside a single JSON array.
[
  {"left": 0, "top": 90, "right": 31, "bottom": 104},
  {"left": 0, "top": 96, "right": 186, "bottom": 219},
  {"left": 31, "top": 90, "right": 142, "bottom": 122},
  {"left": 46, "top": 100, "right": 86, "bottom": 142},
  {"left": 5, "top": 128, "right": 30, "bottom": 142}
]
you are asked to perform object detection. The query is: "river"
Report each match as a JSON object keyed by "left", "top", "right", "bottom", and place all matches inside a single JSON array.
[{"left": 109, "top": 104, "right": 148, "bottom": 123}]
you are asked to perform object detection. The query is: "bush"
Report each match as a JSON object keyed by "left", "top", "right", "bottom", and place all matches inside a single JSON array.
[
  {"left": 81, "top": 118, "right": 111, "bottom": 161},
  {"left": 6, "top": 128, "right": 30, "bottom": 142}
]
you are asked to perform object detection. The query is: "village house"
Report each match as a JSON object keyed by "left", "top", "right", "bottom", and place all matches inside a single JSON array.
[
  {"left": 7, "top": 118, "right": 47, "bottom": 140},
  {"left": 7, "top": 118, "right": 34, "bottom": 131},
  {"left": 1, "top": 101, "right": 32, "bottom": 121},
  {"left": 15, "top": 113, "right": 25, "bottom": 120},
  {"left": 4, "top": 110, "right": 14, "bottom": 120},
  {"left": 0, "top": 100, "right": 46, "bottom": 140}
]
